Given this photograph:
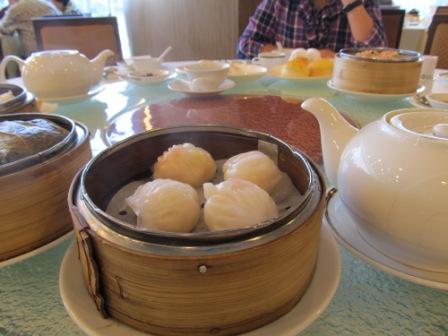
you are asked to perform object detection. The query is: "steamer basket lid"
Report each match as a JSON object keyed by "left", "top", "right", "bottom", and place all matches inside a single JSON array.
[
  {"left": 338, "top": 48, "right": 421, "bottom": 63},
  {"left": 0, "top": 113, "right": 77, "bottom": 176}
]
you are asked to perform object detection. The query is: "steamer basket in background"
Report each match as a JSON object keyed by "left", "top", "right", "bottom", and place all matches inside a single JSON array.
[
  {"left": 0, "top": 113, "right": 91, "bottom": 262},
  {"left": 69, "top": 125, "right": 326, "bottom": 336},
  {"left": 332, "top": 48, "right": 422, "bottom": 94}
]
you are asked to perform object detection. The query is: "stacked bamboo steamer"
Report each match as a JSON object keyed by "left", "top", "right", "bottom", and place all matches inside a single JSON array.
[
  {"left": 0, "top": 113, "right": 91, "bottom": 262},
  {"left": 70, "top": 126, "right": 326, "bottom": 336},
  {"left": 332, "top": 48, "right": 422, "bottom": 94}
]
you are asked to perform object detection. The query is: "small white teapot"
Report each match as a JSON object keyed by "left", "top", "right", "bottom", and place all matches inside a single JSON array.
[
  {"left": 302, "top": 98, "right": 448, "bottom": 273},
  {"left": 0, "top": 49, "right": 114, "bottom": 99}
]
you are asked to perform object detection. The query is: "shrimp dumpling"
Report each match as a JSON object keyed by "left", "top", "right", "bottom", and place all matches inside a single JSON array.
[
  {"left": 126, "top": 179, "right": 200, "bottom": 233},
  {"left": 153, "top": 143, "right": 216, "bottom": 188},
  {"left": 223, "top": 151, "right": 282, "bottom": 193},
  {"left": 203, "top": 178, "right": 279, "bottom": 231}
]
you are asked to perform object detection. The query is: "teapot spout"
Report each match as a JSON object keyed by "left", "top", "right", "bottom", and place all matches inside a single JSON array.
[
  {"left": 90, "top": 49, "right": 114, "bottom": 81},
  {"left": 301, "top": 97, "right": 358, "bottom": 187}
]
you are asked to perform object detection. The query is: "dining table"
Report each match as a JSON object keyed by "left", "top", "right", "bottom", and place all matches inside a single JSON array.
[{"left": 1, "top": 62, "right": 448, "bottom": 336}]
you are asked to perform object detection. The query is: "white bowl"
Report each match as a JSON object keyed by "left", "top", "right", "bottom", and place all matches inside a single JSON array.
[
  {"left": 176, "top": 60, "right": 229, "bottom": 86},
  {"left": 124, "top": 56, "right": 162, "bottom": 72},
  {"left": 427, "top": 93, "right": 448, "bottom": 109}
]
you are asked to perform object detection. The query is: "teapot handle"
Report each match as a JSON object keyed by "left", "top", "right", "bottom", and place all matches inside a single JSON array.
[{"left": 0, "top": 55, "right": 25, "bottom": 82}]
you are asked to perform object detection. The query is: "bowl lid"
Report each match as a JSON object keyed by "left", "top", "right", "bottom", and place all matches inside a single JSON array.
[
  {"left": 389, "top": 109, "right": 448, "bottom": 140},
  {"left": 0, "top": 113, "right": 77, "bottom": 176},
  {"left": 338, "top": 48, "right": 421, "bottom": 63}
]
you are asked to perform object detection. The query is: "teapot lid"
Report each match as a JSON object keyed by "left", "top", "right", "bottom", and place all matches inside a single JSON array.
[{"left": 389, "top": 109, "right": 448, "bottom": 140}]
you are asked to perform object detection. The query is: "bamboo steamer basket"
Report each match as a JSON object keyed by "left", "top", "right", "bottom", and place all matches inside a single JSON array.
[
  {"left": 69, "top": 125, "right": 326, "bottom": 336},
  {"left": 0, "top": 113, "right": 91, "bottom": 261},
  {"left": 332, "top": 48, "right": 422, "bottom": 94}
]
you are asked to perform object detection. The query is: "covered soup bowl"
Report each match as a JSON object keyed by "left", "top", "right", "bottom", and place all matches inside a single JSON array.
[{"left": 69, "top": 125, "right": 326, "bottom": 336}]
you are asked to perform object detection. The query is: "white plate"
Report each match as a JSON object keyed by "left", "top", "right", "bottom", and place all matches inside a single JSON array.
[
  {"left": 37, "top": 85, "right": 105, "bottom": 104},
  {"left": 227, "top": 63, "right": 267, "bottom": 83},
  {"left": 327, "top": 80, "right": 424, "bottom": 102},
  {"left": 59, "top": 224, "right": 340, "bottom": 336},
  {"left": 168, "top": 78, "right": 235, "bottom": 97},
  {"left": 123, "top": 69, "right": 176, "bottom": 86},
  {"left": 268, "top": 64, "right": 331, "bottom": 83},
  {"left": 0, "top": 231, "right": 73, "bottom": 268},
  {"left": 325, "top": 190, "right": 448, "bottom": 290}
]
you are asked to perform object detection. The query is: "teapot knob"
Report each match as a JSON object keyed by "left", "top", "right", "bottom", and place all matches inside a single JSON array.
[{"left": 433, "top": 123, "right": 448, "bottom": 138}]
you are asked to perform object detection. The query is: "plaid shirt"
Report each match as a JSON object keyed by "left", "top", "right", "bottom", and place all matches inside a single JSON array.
[{"left": 237, "top": 0, "right": 386, "bottom": 59}]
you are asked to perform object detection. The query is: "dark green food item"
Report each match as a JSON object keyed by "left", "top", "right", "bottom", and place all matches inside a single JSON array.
[{"left": 0, "top": 119, "right": 69, "bottom": 165}]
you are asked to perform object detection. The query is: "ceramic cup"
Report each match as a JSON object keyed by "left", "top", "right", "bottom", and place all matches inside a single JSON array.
[
  {"left": 252, "top": 51, "right": 286, "bottom": 69},
  {"left": 177, "top": 60, "right": 229, "bottom": 90},
  {"left": 125, "top": 56, "right": 162, "bottom": 72}
]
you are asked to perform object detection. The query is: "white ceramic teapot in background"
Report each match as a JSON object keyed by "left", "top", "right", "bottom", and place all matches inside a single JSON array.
[
  {"left": 302, "top": 97, "right": 448, "bottom": 273},
  {"left": 0, "top": 49, "right": 114, "bottom": 99}
]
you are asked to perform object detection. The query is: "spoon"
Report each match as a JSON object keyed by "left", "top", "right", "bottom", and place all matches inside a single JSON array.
[
  {"left": 276, "top": 42, "right": 283, "bottom": 53},
  {"left": 157, "top": 46, "right": 173, "bottom": 61},
  {"left": 415, "top": 93, "right": 432, "bottom": 107}
]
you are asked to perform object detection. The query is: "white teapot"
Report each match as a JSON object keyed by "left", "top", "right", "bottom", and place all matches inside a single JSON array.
[
  {"left": 0, "top": 49, "right": 114, "bottom": 99},
  {"left": 302, "top": 98, "right": 448, "bottom": 273}
]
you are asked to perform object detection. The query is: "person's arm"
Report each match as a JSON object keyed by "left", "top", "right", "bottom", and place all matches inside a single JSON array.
[
  {"left": 0, "top": 5, "right": 19, "bottom": 36},
  {"left": 237, "top": 0, "right": 279, "bottom": 59},
  {"left": 341, "top": 0, "right": 386, "bottom": 47}
]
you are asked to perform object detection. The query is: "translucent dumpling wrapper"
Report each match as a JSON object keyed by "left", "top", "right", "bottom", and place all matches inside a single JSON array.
[
  {"left": 126, "top": 178, "right": 200, "bottom": 233},
  {"left": 203, "top": 178, "right": 279, "bottom": 231},
  {"left": 222, "top": 150, "right": 282, "bottom": 194},
  {"left": 153, "top": 143, "right": 216, "bottom": 188}
]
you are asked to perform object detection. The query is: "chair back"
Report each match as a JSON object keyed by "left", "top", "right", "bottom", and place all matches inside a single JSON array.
[
  {"left": 33, "top": 16, "right": 122, "bottom": 65},
  {"left": 425, "top": 12, "right": 448, "bottom": 69},
  {"left": 380, "top": 8, "right": 405, "bottom": 48}
]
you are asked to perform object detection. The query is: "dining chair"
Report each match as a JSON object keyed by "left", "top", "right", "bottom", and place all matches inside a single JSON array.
[
  {"left": 424, "top": 12, "right": 448, "bottom": 69},
  {"left": 32, "top": 16, "right": 123, "bottom": 65},
  {"left": 380, "top": 8, "right": 406, "bottom": 48},
  {"left": 435, "top": 6, "right": 448, "bottom": 16}
]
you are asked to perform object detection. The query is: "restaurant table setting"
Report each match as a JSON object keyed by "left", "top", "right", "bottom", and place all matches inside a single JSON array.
[{"left": 1, "top": 46, "right": 448, "bottom": 336}]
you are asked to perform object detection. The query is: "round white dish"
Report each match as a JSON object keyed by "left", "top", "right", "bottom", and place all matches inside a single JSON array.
[
  {"left": 38, "top": 85, "right": 105, "bottom": 105},
  {"left": 426, "top": 93, "right": 448, "bottom": 109},
  {"left": 436, "top": 71, "right": 448, "bottom": 84},
  {"left": 59, "top": 224, "right": 340, "bottom": 336},
  {"left": 325, "top": 190, "right": 448, "bottom": 290},
  {"left": 327, "top": 80, "right": 424, "bottom": 102},
  {"left": 0, "top": 231, "right": 73, "bottom": 268},
  {"left": 167, "top": 78, "right": 235, "bottom": 97},
  {"left": 123, "top": 69, "right": 176, "bottom": 86},
  {"left": 269, "top": 65, "right": 330, "bottom": 83},
  {"left": 227, "top": 62, "right": 267, "bottom": 83}
]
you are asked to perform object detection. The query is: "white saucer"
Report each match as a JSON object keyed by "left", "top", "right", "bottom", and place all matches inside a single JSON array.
[
  {"left": 327, "top": 80, "right": 424, "bottom": 102},
  {"left": 123, "top": 69, "right": 176, "bottom": 86},
  {"left": 38, "top": 85, "right": 105, "bottom": 104},
  {"left": 325, "top": 190, "right": 448, "bottom": 290},
  {"left": 167, "top": 78, "right": 235, "bottom": 97},
  {"left": 59, "top": 224, "right": 340, "bottom": 336},
  {"left": 228, "top": 62, "right": 267, "bottom": 83},
  {"left": 0, "top": 231, "right": 73, "bottom": 268}
]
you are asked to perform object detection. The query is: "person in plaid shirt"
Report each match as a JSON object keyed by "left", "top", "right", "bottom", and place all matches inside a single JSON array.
[{"left": 237, "top": 0, "right": 387, "bottom": 59}]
